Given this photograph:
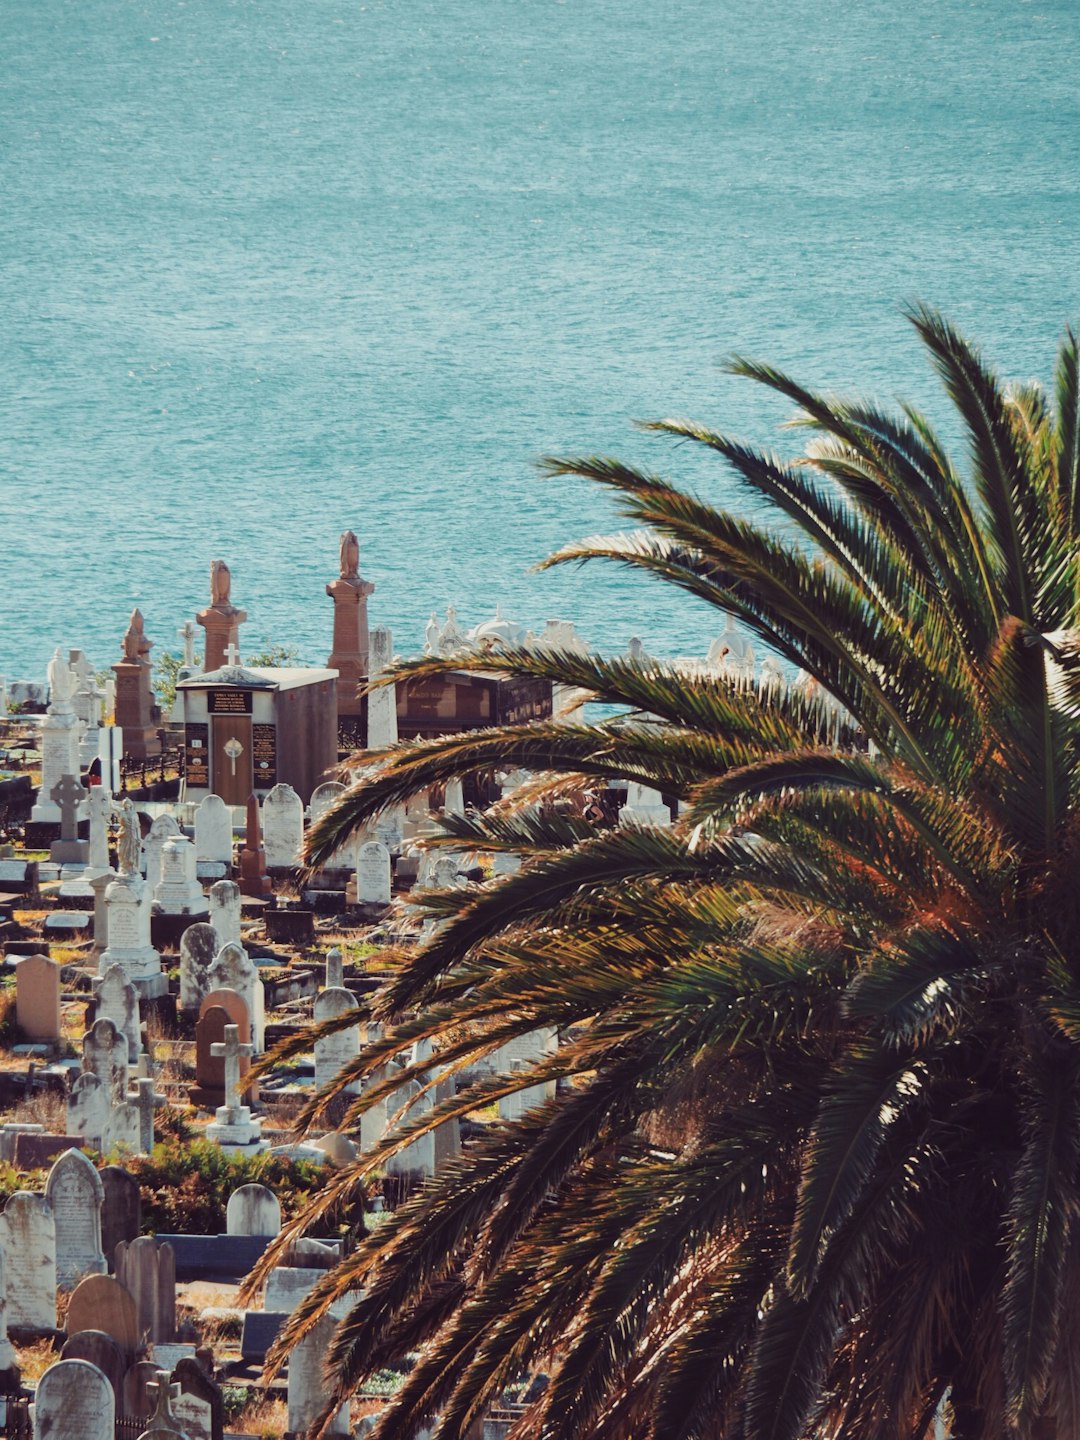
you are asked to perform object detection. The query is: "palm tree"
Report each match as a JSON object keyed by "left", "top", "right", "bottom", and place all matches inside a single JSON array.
[{"left": 252, "top": 307, "right": 1080, "bottom": 1440}]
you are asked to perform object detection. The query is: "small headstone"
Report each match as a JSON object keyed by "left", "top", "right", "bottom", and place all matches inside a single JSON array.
[
  {"left": 12, "top": 1132, "right": 85, "bottom": 1170},
  {"left": 94, "top": 963, "right": 141, "bottom": 1063},
  {"left": 60, "top": 1330, "right": 127, "bottom": 1407},
  {"left": 313, "top": 987, "right": 360, "bottom": 1093},
  {"left": 171, "top": 1356, "right": 224, "bottom": 1440},
  {"left": 207, "top": 942, "right": 264, "bottom": 1051},
  {"left": 143, "top": 814, "right": 181, "bottom": 889},
  {"left": 205, "top": 1025, "right": 267, "bottom": 1155},
  {"left": 45, "top": 1148, "right": 107, "bottom": 1289},
  {"left": 0, "top": 1241, "right": 17, "bottom": 1378},
  {"left": 134, "top": 1076, "right": 166, "bottom": 1155},
  {"left": 122, "top": 1358, "right": 162, "bottom": 1419},
  {"left": 44, "top": 910, "right": 91, "bottom": 936},
  {"left": 238, "top": 792, "right": 271, "bottom": 898},
  {"left": 325, "top": 947, "right": 344, "bottom": 989},
  {"left": 206, "top": 881, "right": 242, "bottom": 949},
  {"left": 261, "top": 783, "right": 304, "bottom": 868},
  {"left": 66, "top": 1274, "right": 139, "bottom": 1352},
  {"left": 153, "top": 837, "right": 207, "bottom": 917},
  {"left": 139, "top": 1371, "right": 187, "bottom": 1439},
  {"left": 225, "top": 1184, "right": 280, "bottom": 1237},
  {"left": 82, "top": 1016, "right": 128, "bottom": 1105},
  {"left": 0, "top": 1192, "right": 56, "bottom": 1330},
  {"left": 115, "top": 1237, "right": 176, "bottom": 1345},
  {"left": 178, "top": 923, "right": 220, "bottom": 1014},
  {"left": 194, "top": 794, "right": 232, "bottom": 866},
  {"left": 356, "top": 840, "right": 391, "bottom": 905},
  {"left": 15, "top": 954, "right": 61, "bottom": 1042},
  {"left": 34, "top": 1358, "right": 114, "bottom": 1439},
  {"left": 68, "top": 1070, "right": 110, "bottom": 1150},
  {"left": 101, "top": 1166, "right": 142, "bottom": 1266}
]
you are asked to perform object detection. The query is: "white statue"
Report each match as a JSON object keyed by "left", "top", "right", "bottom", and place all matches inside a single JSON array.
[
  {"left": 47, "top": 647, "right": 77, "bottom": 714},
  {"left": 424, "top": 611, "right": 441, "bottom": 656},
  {"left": 113, "top": 797, "right": 142, "bottom": 877}
]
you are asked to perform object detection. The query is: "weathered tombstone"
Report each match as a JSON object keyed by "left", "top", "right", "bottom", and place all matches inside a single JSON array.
[
  {"left": 313, "top": 987, "right": 360, "bottom": 1094},
  {"left": 122, "top": 1358, "right": 162, "bottom": 1419},
  {"left": 15, "top": 954, "right": 61, "bottom": 1041},
  {"left": 45, "top": 1148, "right": 107, "bottom": 1288},
  {"left": 101, "top": 1166, "right": 142, "bottom": 1266},
  {"left": 32, "top": 651, "right": 83, "bottom": 825},
  {"left": 68, "top": 1070, "right": 109, "bottom": 1150},
  {"left": 82, "top": 1017, "right": 128, "bottom": 1105},
  {"left": 100, "top": 871, "right": 163, "bottom": 989},
  {"left": 66, "top": 1274, "right": 139, "bottom": 1352},
  {"left": 356, "top": 840, "right": 391, "bottom": 906},
  {"left": 60, "top": 1330, "right": 126, "bottom": 1408},
  {"left": 49, "top": 772, "right": 90, "bottom": 865},
  {"left": 206, "top": 881, "right": 242, "bottom": 950},
  {"left": 115, "top": 1237, "right": 176, "bottom": 1345},
  {"left": 153, "top": 837, "right": 207, "bottom": 917},
  {"left": 171, "top": 1356, "right": 224, "bottom": 1440},
  {"left": 207, "top": 942, "right": 264, "bottom": 1051},
  {"left": 33, "top": 1358, "right": 114, "bottom": 1439},
  {"left": 0, "top": 1244, "right": 17, "bottom": 1382},
  {"left": 309, "top": 781, "right": 350, "bottom": 869},
  {"left": 385, "top": 1078, "right": 436, "bottom": 1182},
  {"left": 261, "top": 783, "right": 304, "bottom": 868},
  {"left": 143, "top": 814, "right": 181, "bottom": 889},
  {"left": 0, "top": 1192, "right": 56, "bottom": 1330},
  {"left": 430, "top": 854, "right": 462, "bottom": 891},
  {"left": 288, "top": 1312, "right": 351, "bottom": 1437},
  {"left": 496, "top": 1029, "right": 558, "bottom": 1119},
  {"left": 178, "top": 923, "right": 220, "bottom": 1015},
  {"left": 225, "top": 1184, "right": 280, "bottom": 1237},
  {"left": 94, "top": 963, "right": 141, "bottom": 1063},
  {"left": 325, "top": 946, "right": 344, "bottom": 989},
  {"left": 138, "top": 1371, "right": 187, "bottom": 1439},
  {"left": 85, "top": 786, "right": 113, "bottom": 877},
  {"left": 194, "top": 794, "right": 232, "bottom": 866}
]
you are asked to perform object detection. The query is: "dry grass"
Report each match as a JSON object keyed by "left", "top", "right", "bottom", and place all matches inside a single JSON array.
[
  {"left": 6, "top": 1087, "right": 66, "bottom": 1131},
  {"left": 233, "top": 1392, "right": 289, "bottom": 1438},
  {"left": 15, "top": 1338, "right": 59, "bottom": 1383}
]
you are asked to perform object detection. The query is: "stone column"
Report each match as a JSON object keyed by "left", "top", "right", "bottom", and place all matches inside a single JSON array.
[
  {"left": 196, "top": 559, "right": 247, "bottom": 671},
  {"left": 112, "top": 609, "right": 160, "bottom": 761},
  {"left": 326, "top": 529, "right": 375, "bottom": 718}
]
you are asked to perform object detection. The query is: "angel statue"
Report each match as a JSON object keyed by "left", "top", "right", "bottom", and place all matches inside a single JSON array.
[
  {"left": 113, "top": 796, "right": 142, "bottom": 876},
  {"left": 210, "top": 559, "right": 232, "bottom": 607},
  {"left": 46, "top": 647, "right": 77, "bottom": 712},
  {"left": 339, "top": 530, "right": 361, "bottom": 582}
]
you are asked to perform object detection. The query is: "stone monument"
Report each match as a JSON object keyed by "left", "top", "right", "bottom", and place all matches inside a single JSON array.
[
  {"left": 31, "top": 648, "right": 83, "bottom": 823},
  {"left": 206, "top": 1025, "right": 267, "bottom": 1156},
  {"left": 113, "top": 609, "right": 161, "bottom": 761},
  {"left": 326, "top": 528, "right": 375, "bottom": 717},
  {"left": 196, "top": 559, "right": 246, "bottom": 673}
]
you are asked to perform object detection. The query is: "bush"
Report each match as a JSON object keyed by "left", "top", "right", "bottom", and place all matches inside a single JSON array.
[{"left": 124, "top": 1138, "right": 334, "bottom": 1235}]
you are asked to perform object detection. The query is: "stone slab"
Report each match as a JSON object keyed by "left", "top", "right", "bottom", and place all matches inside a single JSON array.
[
  {"left": 152, "top": 1234, "right": 271, "bottom": 1282},
  {"left": 239, "top": 1310, "right": 285, "bottom": 1362}
]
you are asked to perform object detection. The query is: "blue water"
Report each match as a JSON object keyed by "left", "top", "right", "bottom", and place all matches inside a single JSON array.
[{"left": 2, "top": 0, "right": 1078, "bottom": 679}]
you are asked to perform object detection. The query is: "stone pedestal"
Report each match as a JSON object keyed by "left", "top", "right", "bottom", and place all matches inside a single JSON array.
[
  {"left": 153, "top": 837, "right": 209, "bottom": 917},
  {"left": 196, "top": 602, "right": 246, "bottom": 672},
  {"left": 31, "top": 712, "right": 82, "bottom": 822},
  {"left": 619, "top": 781, "right": 672, "bottom": 828},
  {"left": 205, "top": 1105, "right": 268, "bottom": 1156},
  {"left": 99, "top": 874, "right": 164, "bottom": 991},
  {"left": 112, "top": 658, "right": 160, "bottom": 761},
  {"left": 326, "top": 576, "right": 374, "bottom": 718}
]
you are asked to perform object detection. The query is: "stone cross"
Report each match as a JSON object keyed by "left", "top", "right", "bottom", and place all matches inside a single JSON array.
[
  {"left": 146, "top": 1373, "right": 183, "bottom": 1428},
  {"left": 176, "top": 621, "right": 197, "bottom": 667},
  {"left": 51, "top": 772, "right": 86, "bottom": 841},
  {"left": 135, "top": 1076, "right": 167, "bottom": 1153},
  {"left": 224, "top": 642, "right": 242, "bottom": 667},
  {"left": 210, "top": 1024, "right": 254, "bottom": 1111}
]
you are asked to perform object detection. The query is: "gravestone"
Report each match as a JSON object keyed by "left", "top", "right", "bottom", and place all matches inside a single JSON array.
[
  {"left": 309, "top": 780, "right": 350, "bottom": 869},
  {"left": 34, "top": 1358, "right": 114, "bottom": 1440},
  {"left": 49, "top": 773, "right": 89, "bottom": 865},
  {"left": 261, "top": 783, "right": 304, "bottom": 868},
  {"left": 31, "top": 650, "right": 82, "bottom": 824},
  {"left": 288, "top": 1311, "right": 351, "bottom": 1437},
  {"left": 205, "top": 1025, "right": 267, "bottom": 1155},
  {"left": 192, "top": 993, "right": 255, "bottom": 1112},
  {"left": 15, "top": 954, "right": 61, "bottom": 1041},
  {"left": 0, "top": 1191, "right": 56, "bottom": 1330},
  {"left": 82, "top": 1017, "right": 128, "bottom": 1105},
  {"left": 94, "top": 963, "right": 141, "bottom": 1063},
  {"left": 60, "top": 1331, "right": 126, "bottom": 1409},
  {"left": 154, "top": 837, "right": 207, "bottom": 917},
  {"left": 66, "top": 1274, "right": 139, "bottom": 1352},
  {"left": 139, "top": 1372, "right": 187, "bottom": 1439},
  {"left": 313, "top": 987, "right": 360, "bottom": 1094},
  {"left": 225, "top": 1184, "right": 280, "bottom": 1237},
  {"left": 68, "top": 1070, "right": 110, "bottom": 1150},
  {"left": 85, "top": 786, "right": 113, "bottom": 877},
  {"left": 45, "top": 1148, "right": 107, "bottom": 1288},
  {"left": 122, "top": 1359, "right": 161, "bottom": 1419},
  {"left": 237, "top": 792, "right": 271, "bottom": 899},
  {"left": 194, "top": 794, "right": 232, "bottom": 866},
  {"left": 325, "top": 947, "right": 344, "bottom": 989},
  {"left": 101, "top": 1166, "right": 142, "bottom": 1266},
  {"left": 115, "top": 1237, "right": 176, "bottom": 1345},
  {"left": 0, "top": 1243, "right": 16, "bottom": 1381},
  {"left": 178, "top": 923, "right": 220, "bottom": 1015},
  {"left": 430, "top": 854, "right": 462, "bottom": 891},
  {"left": 171, "top": 1356, "right": 223, "bottom": 1440},
  {"left": 385, "top": 1078, "right": 436, "bottom": 1182},
  {"left": 356, "top": 840, "right": 391, "bottom": 905},
  {"left": 143, "top": 814, "right": 181, "bottom": 890},
  {"left": 207, "top": 881, "right": 242, "bottom": 949},
  {"left": 207, "top": 942, "right": 264, "bottom": 1051},
  {"left": 134, "top": 1076, "right": 166, "bottom": 1155},
  {"left": 100, "top": 872, "right": 163, "bottom": 990}
]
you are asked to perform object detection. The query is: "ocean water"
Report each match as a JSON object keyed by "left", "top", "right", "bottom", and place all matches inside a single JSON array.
[{"left": 2, "top": 0, "right": 1078, "bottom": 679}]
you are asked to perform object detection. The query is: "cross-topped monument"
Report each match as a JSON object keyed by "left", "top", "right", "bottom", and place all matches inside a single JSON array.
[
  {"left": 134, "top": 1076, "right": 167, "bottom": 1154},
  {"left": 144, "top": 1373, "right": 185, "bottom": 1437},
  {"left": 206, "top": 1022, "right": 267, "bottom": 1155},
  {"left": 50, "top": 773, "right": 89, "bottom": 863},
  {"left": 197, "top": 557, "right": 246, "bottom": 671},
  {"left": 224, "top": 642, "right": 242, "bottom": 668},
  {"left": 209, "top": 1024, "right": 253, "bottom": 1115},
  {"left": 176, "top": 620, "right": 198, "bottom": 667}
]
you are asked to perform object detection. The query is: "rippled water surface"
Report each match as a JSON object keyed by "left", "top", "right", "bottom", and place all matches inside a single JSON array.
[{"left": 2, "top": 0, "right": 1078, "bottom": 676}]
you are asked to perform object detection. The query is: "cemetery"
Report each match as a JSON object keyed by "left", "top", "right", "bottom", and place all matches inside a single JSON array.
[{"left": 0, "top": 532, "right": 763, "bottom": 1438}]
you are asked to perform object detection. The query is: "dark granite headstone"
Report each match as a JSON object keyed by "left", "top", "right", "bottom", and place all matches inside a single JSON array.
[
  {"left": 240, "top": 1310, "right": 286, "bottom": 1363},
  {"left": 263, "top": 909, "right": 316, "bottom": 947},
  {"left": 12, "top": 1133, "right": 84, "bottom": 1170},
  {"left": 61, "top": 1329, "right": 128, "bottom": 1404},
  {"left": 101, "top": 1165, "right": 142, "bottom": 1267},
  {"left": 153, "top": 1234, "right": 271, "bottom": 1282}
]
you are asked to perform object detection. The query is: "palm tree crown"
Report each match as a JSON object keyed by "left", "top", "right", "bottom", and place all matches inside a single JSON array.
[{"left": 255, "top": 308, "right": 1080, "bottom": 1440}]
